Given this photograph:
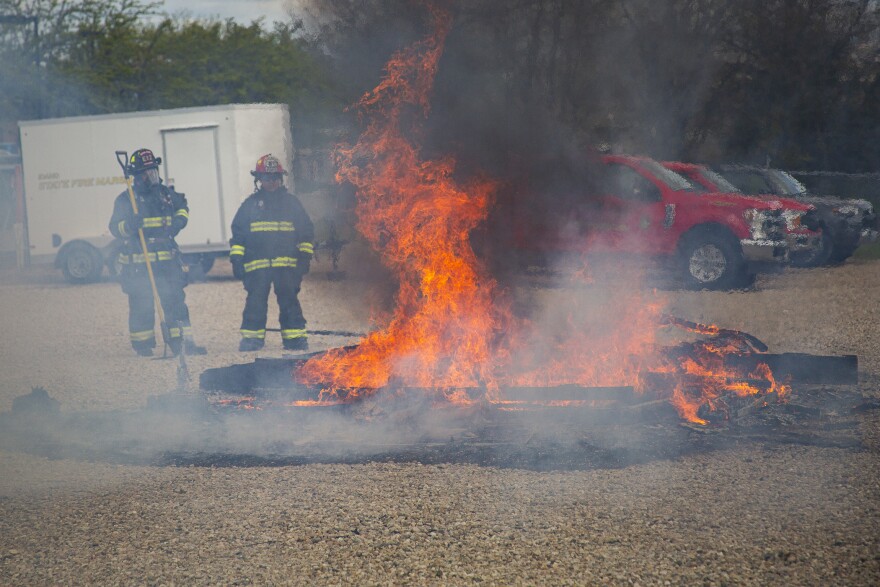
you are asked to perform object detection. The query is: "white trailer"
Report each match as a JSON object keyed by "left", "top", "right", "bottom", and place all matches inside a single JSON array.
[{"left": 18, "top": 103, "right": 293, "bottom": 283}]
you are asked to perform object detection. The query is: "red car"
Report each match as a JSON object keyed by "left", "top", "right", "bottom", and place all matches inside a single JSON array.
[
  {"left": 502, "top": 155, "right": 792, "bottom": 289},
  {"left": 663, "top": 162, "right": 822, "bottom": 265}
]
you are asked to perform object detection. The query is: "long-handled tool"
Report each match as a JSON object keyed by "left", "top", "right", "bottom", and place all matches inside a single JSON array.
[
  {"left": 115, "top": 151, "right": 190, "bottom": 390},
  {"left": 266, "top": 328, "right": 365, "bottom": 337}
]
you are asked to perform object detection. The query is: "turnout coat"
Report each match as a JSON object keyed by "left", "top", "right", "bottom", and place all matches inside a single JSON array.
[
  {"left": 229, "top": 188, "right": 315, "bottom": 273},
  {"left": 109, "top": 183, "right": 189, "bottom": 268}
]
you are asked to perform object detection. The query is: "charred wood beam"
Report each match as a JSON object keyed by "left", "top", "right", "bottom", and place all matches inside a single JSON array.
[
  {"left": 200, "top": 357, "right": 313, "bottom": 394},
  {"left": 641, "top": 354, "right": 858, "bottom": 387},
  {"left": 639, "top": 372, "right": 774, "bottom": 396},
  {"left": 199, "top": 352, "right": 858, "bottom": 401},
  {"left": 660, "top": 315, "right": 769, "bottom": 352},
  {"left": 199, "top": 349, "right": 357, "bottom": 394},
  {"left": 199, "top": 362, "right": 641, "bottom": 405},
  {"left": 723, "top": 353, "right": 858, "bottom": 385}
]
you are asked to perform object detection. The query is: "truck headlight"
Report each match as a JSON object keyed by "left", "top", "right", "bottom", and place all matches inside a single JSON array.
[
  {"left": 743, "top": 208, "right": 772, "bottom": 239},
  {"left": 781, "top": 209, "right": 803, "bottom": 231}
]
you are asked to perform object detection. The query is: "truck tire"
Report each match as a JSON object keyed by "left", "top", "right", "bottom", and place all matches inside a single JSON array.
[
  {"left": 678, "top": 229, "right": 749, "bottom": 290},
  {"left": 827, "top": 239, "right": 858, "bottom": 265},
  {"left": 60, "top": 242, "right": 104, "bottom": 284}
]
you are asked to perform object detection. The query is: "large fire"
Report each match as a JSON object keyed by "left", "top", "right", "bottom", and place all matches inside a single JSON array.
[
  {"left": 297, "top": 9, "right": 509, "bottom": 396},
  {"left": 297, "top": 7, "right": 787, "bottom": 424}
]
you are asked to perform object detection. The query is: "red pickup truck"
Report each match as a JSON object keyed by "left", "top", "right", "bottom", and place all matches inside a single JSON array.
[
  {"left": 498, "top": 154, "right": 791, "bottom": 289},
  {"left": 662, "top": 162, "right": 822, "bottom": 265}
]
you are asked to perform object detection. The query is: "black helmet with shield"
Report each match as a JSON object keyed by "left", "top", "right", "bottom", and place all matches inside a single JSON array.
[{"left": 127, "top": 148, "right": 163, "bottom": 189}]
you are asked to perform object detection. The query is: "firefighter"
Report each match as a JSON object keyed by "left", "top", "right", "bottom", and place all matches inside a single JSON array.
[
  {"left": 109, "top": 148, "right": 206, "bottom": 357},
  {"left": 230, "top": 154, "right": 314, "bottom": 351}
]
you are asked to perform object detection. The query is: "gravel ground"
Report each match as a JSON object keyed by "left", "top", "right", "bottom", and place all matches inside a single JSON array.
[{"left": 1, "top": 253, "right": 879, "bottom": 585}]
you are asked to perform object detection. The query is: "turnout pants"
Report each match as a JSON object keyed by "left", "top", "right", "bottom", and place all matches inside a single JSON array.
[
  {"left": 121, "top": 260, "right": 192, "bottom": 350},
  {"left": 240, "top": 267, "right": 306, "bottom": 342}
]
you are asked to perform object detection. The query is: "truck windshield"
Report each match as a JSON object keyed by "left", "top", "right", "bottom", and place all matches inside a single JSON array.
[
  {"left": 699, "top": 169, "right": 741, "bottom": 194},
  {"left": 639, "top": 160, "right": 699, "bottom": 191},
  {"left": 716, "top": 169, "right": 774, "bottom": 195},
  {"left": 767, "top": 170, "right": 807, "bottom": 196}
]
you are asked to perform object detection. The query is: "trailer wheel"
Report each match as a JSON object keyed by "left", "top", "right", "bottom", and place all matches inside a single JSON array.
[
  {"left": 678, "top": 229, "right": 748, "bottom": 290},
  {"left": 199, "top": 255, "right": 215, "bottom": 274},
  {"left": 61, "top": 242, "right": 104, "bottom": 284},
  {"left": 182, "top": 254, "right": 215, "bottom": 283}
]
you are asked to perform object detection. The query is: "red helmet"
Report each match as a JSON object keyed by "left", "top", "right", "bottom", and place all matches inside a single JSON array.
[{"left": 251, "top": 154, "right": 287, "bottom": 176}]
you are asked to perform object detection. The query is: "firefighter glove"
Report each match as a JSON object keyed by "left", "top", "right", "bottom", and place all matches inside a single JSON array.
[
  {"left": 127, "top": 213, "right": 145, "bottom": 233},
  {"left": 232, "top": 259, "right": 245, "bottom": 280},
  {"left": 296, "top": 253, "right": 311, "bottom": 275},
  {"left": 169, "top": 214, "right": 187, "bottom": 237}
]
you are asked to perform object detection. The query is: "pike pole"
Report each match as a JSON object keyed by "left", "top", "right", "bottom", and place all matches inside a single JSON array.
[{"left": 115, "top": 151, "right": 190, "bottom": 390}]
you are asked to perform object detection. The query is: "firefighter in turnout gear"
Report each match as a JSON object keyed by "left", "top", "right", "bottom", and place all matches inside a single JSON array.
[
  {"left": 230, "top": 154, "right": 315, "bottom": 352},
  {"left": 109, "top": 148, "right": 206, "bottom": 357}
]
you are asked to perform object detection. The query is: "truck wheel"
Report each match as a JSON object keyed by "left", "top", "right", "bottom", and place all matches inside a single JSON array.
[
  {"left": 679, "top": 230, "right": 747, "bottom": 290},
  {"left": 827, "top": 240, "right": 858, "bottom": 264},
  {"left": 61, "top": 242, "right": 104, "bottom": 284}
]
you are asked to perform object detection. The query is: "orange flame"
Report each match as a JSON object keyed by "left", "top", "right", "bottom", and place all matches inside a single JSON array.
[
  {"left": 650, "top": 339, "right": 791, "bottom": 425},
  {"left": 298, "top": 8, "right": 511, "bottom": 394},
  {"left": 295, "top": 6, "right": 787, "bottom": 425}
]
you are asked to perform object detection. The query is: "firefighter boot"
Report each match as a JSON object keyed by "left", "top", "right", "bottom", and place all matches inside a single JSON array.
[
  {"left": 133, "top": 344, "right": 153, "bottom": 357},
  {"left": 283, "top": 337, "right": 309, "bottom": 352},
  {"left": 239, "top": 338, "right": 265, "bottom": 352},
  {"left": 184, "top": 339, "right": 208, "bottom": 355}
]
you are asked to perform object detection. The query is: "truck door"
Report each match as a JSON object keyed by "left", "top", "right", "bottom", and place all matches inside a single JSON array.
[
  {"left": 591, "top": 163, "right": 668, "bottom": 254},
  {"left": 161, "top": 126, "right": 226, "bottom": 247}
]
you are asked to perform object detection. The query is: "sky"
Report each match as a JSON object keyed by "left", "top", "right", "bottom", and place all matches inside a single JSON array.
[{"left": 159, "top": 0, "right": 295, "bottom": 23}]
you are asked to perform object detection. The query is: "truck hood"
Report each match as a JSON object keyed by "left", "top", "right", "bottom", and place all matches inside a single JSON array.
[
  {"left": 688, "top": 191, "right": 783, "bottom": 210},
  {"left": 797, "top": 194, "right": 874, "bottom": 213},
  {"left": 728, "top": 193, "right": 813, "bottom": 211}
]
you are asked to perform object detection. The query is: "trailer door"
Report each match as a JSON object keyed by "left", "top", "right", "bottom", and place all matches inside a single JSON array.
[{"left": 161, "top": 126, "right": 226, "bottom": 246}]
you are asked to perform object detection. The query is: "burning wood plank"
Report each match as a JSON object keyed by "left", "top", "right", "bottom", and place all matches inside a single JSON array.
[
  {"left": 723, "top": 353, "right": 858, "bottom": 385},
  {"left": 660, "top": 315, "right": 769, "bottom": 352}
]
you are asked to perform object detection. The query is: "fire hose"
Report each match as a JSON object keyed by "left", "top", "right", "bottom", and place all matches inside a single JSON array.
[{"left": 266, "top": 328, "right": 365, "bottom": 338}]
